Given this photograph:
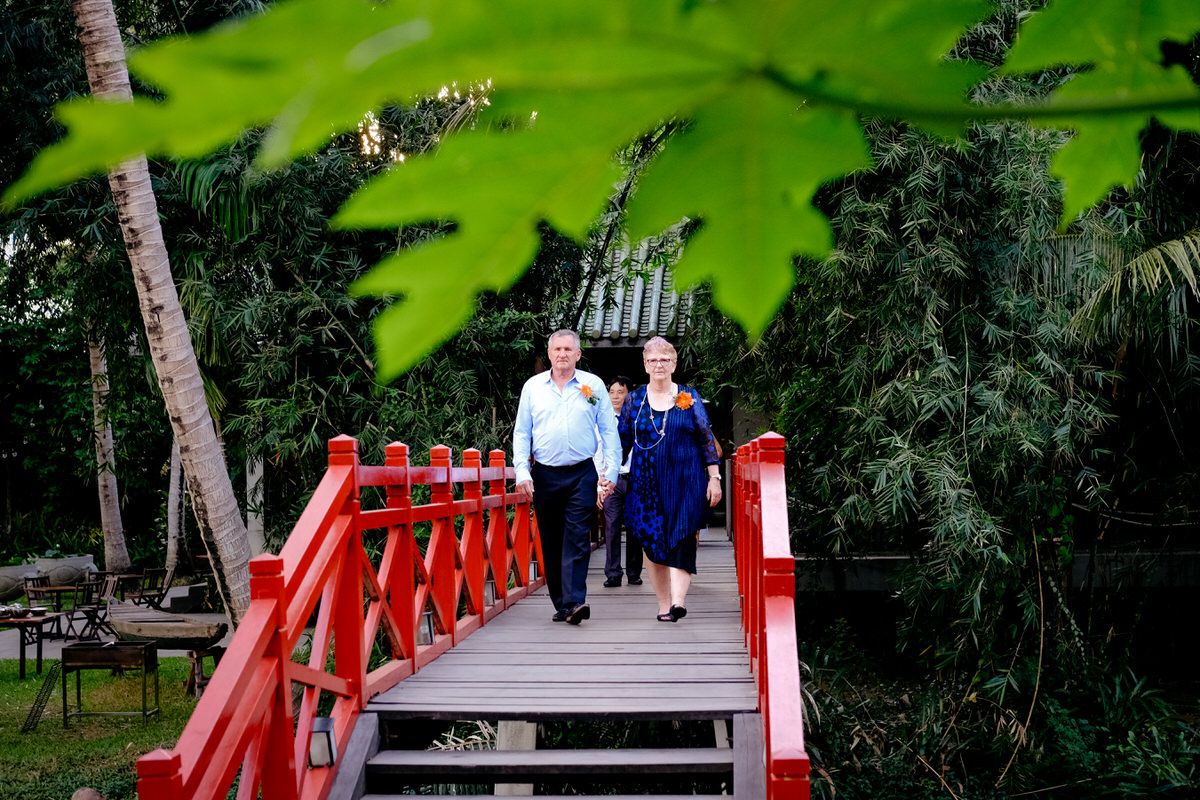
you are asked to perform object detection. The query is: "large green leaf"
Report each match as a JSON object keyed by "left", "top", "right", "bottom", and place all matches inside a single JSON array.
[
  {"left": 626, "top": 80, "right": 871, "bottom": 336},
  {"left": 770, "top": 0, "right": 991, "bottom": 122},
  {"left": 1003, "top": 0, "right": 1200, "bottom": 222},
  {"left": 6, "top": 0, "right": 1199, "bottom": 377}
]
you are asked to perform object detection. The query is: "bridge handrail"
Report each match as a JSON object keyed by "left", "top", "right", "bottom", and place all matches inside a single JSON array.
[
  {"left": 732, "top": 432, "right": 811, "bottom": 799},
  {"left": 136, "top": 435, "right": 543, "bottom": 800}
]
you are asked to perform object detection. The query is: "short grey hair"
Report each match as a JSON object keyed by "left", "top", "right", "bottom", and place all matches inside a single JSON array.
[
  {"left": 549, "top": 329, "right": 581, "bottom": 349},
  {"left": 643, "top": 336, "right": 676, "bottom": 359}
]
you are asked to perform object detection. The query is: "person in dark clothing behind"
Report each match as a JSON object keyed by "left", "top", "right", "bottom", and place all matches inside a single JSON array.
[{"left": 599, "top": 376, "right": 643, "bottom": 588}]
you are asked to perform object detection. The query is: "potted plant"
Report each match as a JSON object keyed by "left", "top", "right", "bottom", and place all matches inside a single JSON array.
[
  {"left": 0, "top": 557, "right": 37, "bottom": 603},
  {"left": 34, "top": 549, "right": 97, "bottom": 586}
]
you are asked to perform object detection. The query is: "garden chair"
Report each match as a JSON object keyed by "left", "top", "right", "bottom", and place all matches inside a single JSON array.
[
  {"left": 65, "top": 574, "right": 118, "bottom": 640},
  {"left": 23, "top": 574, "right": 51, "bottom": 607},
  {"left": 128, "top": 565, "right": 174, "bottom": 610},
  {"left": 23, "top": 575, "right": 61, "bottom": 637}
]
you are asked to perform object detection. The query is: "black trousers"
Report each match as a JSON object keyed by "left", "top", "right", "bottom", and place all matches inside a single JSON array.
[
  {"left": 602, "top": 474, "right": 643, "bottom": 579},
  {"left": 531, "top": 460, "right": 597, "bottom": 611}
]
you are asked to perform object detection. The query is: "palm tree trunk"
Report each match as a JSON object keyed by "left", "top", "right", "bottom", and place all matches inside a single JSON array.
[
  {"left": 165, "top": 437, "right": 186, "bottom": 573},
  {"left": 73, "top": 0, "right": 251, "bottom": 623},
  {"left": 246, "top": 454, "right": 266, "bottom": 556},
  {"left": 87, "top": 335, "right": 131, "bottom": 572}
]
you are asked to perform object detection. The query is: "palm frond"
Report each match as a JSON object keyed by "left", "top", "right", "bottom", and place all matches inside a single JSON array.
[{"left": 1074, "top": 231, "right": 1200, "bottom": 341}]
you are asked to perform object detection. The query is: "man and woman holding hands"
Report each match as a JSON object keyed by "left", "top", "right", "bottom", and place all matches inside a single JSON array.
[{"left": 513, "top": 330, "right": 721, "bottom": 626}]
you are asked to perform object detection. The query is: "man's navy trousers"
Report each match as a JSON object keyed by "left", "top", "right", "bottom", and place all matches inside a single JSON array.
[{"left": 531, "top": 459, "right": 597, "bottom": 612}]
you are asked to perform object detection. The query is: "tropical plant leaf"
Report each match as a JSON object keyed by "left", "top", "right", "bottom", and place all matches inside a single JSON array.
[{"left": 1074, "top": 231, "right": 1200, "bottom": 338}]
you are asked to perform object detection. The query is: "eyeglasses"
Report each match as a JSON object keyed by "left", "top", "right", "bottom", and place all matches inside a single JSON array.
[{"left": 644, "top": 358, "right": 675, "bottom": 366}]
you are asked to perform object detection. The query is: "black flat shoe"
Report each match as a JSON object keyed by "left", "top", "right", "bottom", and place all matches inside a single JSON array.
[
  {"left": 603, "top": 577, "right": 622, "bottom": 587},
  {"left": 656, "top": 612, "right": 676, "bottom": 622},
  {"left": 566, "top": 604, "right": 590, "bottom": 625},
  {"left": 669, "top": 605, "right": 687, "bottom": 621},
  {"left": 628, "top": 576, "right": 643, "bottom": 585}
]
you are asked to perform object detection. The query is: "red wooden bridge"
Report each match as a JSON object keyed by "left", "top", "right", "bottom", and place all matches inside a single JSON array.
[{"left": 135, "top": 432, "right": 809, "bottom": 799}]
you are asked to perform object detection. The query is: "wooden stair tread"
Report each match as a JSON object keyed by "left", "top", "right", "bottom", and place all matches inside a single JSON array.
[{"left": 368, "top": 746, "right": 734, "bottom": 776}]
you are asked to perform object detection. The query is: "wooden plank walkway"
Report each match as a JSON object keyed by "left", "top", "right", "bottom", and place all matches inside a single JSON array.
[{"left": 367, "top": 527, "right": 757, "bottom": 721}]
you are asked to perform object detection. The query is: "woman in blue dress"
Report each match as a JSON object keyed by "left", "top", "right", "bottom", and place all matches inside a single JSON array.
[{"left": 619, "top": 337, "right": 722, "bottom": 622}]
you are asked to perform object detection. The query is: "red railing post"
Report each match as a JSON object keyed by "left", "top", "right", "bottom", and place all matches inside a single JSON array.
[
  {"left": 487, "top": 449, "right": 511, "bottom": 606},
  {"left": 427, "top": 445, "right": 456, "bottom": 643},
  {"left": 461, "top": 449, "right": 486, "bottom": 617},
  {"left": 249, "top": 554, "right": 299, "bottom": 800},
  {"left": 385, "top": 442, "right": 416, "bottom": 662},
  {"left": 325, "top": 434, "right": 366, "bottom": 694},
  {"left": 137, "top": 750, "right": 183, "bottom": 799}
]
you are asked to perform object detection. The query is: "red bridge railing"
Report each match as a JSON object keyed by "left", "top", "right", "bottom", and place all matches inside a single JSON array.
[
  {"left": 137, "top": 435, "right": 543, "bottom": 800},
  {"left": 732, "top": 432, "right": 811, "bottom": 799}
]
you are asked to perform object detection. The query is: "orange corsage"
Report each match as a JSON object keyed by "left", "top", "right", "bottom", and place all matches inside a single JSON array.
[
  {"left": 675, "top": 391, "right": 694, "bottom": 410},
  {"left": 580, "top": 384, "right": 597, "bottom": 405}
]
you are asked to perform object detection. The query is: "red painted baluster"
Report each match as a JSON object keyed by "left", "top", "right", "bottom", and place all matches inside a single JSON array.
[
  {"left": 735, "top": 443, "right": 751, "bottom": 645},
  {"left": 461, "top": 449, "right": 486, "bottom": 617},
  {"left": 748, "top": 438, "right": 763, "bottom": 677},
  {"left": 336, "top": 479, "right": 366, "bottom": 710},
  {"left": 385, "top": 442, "right": 416, "bottom": 661},
  {"left": 250, "top": 555, "right": 299, "bottom": 800},
  {"left": 426, "top": 445, "right": 456, "bottom": 643},
  {"left": 487, "top": 449, "right": 510, "bottom": 606}
]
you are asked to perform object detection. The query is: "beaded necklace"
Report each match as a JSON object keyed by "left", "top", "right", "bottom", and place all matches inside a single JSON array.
[{"left": 634, "top": 385, "right": 674, "bottom": 450}]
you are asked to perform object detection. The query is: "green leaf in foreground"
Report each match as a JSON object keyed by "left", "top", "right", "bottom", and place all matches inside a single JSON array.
[
  {"left": 8, "top": 0, "right": 1200, "bottom": 378},
  {"left": 1003, "top": 0, "right": 1200, "bottom": 222},
  {"left": 626, "top": 80, "right": 872, "bottom": 337},
  {"left": 336, "top": 87, "right": 719, "bottom": 379}
]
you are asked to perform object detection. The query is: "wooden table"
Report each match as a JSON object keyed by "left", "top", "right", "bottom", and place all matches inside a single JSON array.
[
  {"left": 35, "top": 585, "right": 76, "bottom": 612},
  {"left": 31, "top": 585, "right": 79, "bottom": 638},
  {"left": 0, "top": 613, "right": 64, "bottom": 678},
  {"left": 62, "top": 641, "right": 159, "bottom": 725}
]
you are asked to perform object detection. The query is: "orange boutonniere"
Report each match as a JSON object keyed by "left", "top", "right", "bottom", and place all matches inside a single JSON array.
[
  {"left": 580, "top": 384, "right": 597, "bottom": 405},
  {"left": 675, "top": 391, "right": 694, "bottom": 410}
]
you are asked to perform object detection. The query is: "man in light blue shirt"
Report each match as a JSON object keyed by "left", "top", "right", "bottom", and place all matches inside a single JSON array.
[{"left": 514, "top": 330, "right": 621, "bottom": 624}]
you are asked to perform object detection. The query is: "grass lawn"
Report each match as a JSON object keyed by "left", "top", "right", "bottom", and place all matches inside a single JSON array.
[{"left": 0, "top": 656, "right": 195, "bottom": 800}]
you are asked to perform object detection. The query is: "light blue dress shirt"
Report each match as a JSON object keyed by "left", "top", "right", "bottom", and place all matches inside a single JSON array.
[{"left": 513, "top": 369, "right": 621, "bottom": 486}]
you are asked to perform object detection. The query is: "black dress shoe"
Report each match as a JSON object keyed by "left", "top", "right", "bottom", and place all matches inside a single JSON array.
[
  {"left": 603, "top": 576, "right": 622, "bottom": 587},
  {"left": 552, "top": 608, "right": 569, "bottom": 622},
  {"left": 627, "top": 576, "right": 643, "bottom": 585},
  {"left": 566, "top": 604, "right": 590, "bottom": 625}
]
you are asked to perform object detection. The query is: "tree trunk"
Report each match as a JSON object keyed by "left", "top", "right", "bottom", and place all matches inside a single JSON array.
[
  {"left": 165, "top": 437, "right": 186, "bottom": 573},
  {"left": 72, "top": 0, "right": 251, "bottom": 623},
  {"left": 246, "top": 454, "right": 266, "bottom": 556},
  {"left": 87, "top": 335, "right": 131, "bottom": 572}
]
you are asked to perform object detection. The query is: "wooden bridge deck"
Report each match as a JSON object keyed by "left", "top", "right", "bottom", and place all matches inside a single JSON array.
[{"left": 367, "top": 527, "right": 758, "bottom": 721}]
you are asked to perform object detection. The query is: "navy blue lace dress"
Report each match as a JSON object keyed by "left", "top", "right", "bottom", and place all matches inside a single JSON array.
[{"left": 618, "top": 384, "right": 721, "bottom": 573}]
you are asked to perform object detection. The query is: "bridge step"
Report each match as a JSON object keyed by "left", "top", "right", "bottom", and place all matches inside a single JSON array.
[
  {"left": 367, "top": 745, "right": 733, "bottom": 780},
  {"left": 343, "top": 713, "right": 764, "bottom": 798}
]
